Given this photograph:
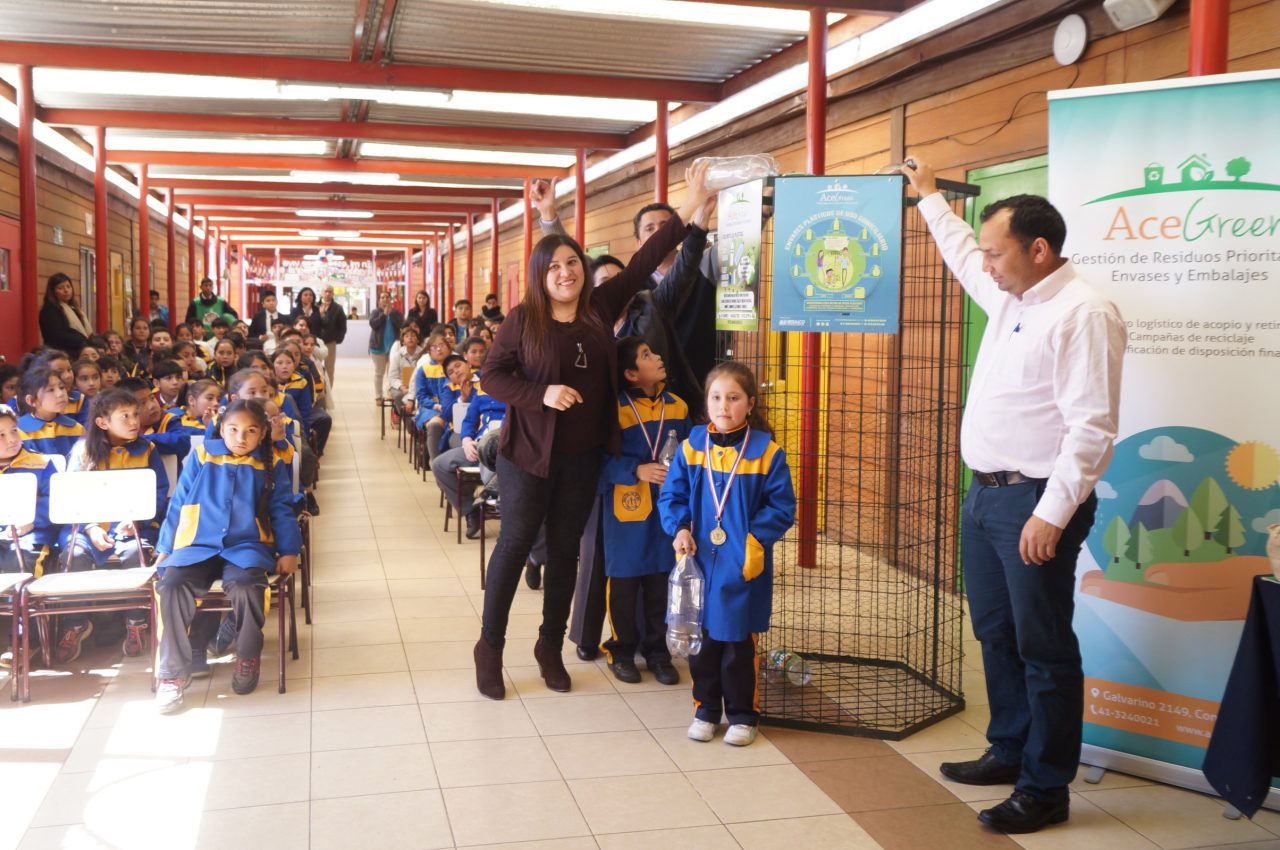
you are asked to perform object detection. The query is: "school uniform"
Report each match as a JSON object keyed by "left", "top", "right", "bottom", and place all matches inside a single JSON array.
[
  {"left": 207, "top": 363, "right": 235, "bottom": 388},
  {"left": 65, "top": 437, "right": 169, "bottom": 568},
  {"left": 431, "top": 385, "right": 507, "bottom": 518},
  {"left": 282, "top": 372, "right": 329, "bottom": 456},
  {"left": 145, "top": 412, "right": 193, "bottom": 460},
  {"left": 154, "top": 439, "right": 300, "bottom": 678},
  {"left": 437, "top": 371, "right": 481, "bottom": 453},
  {"left": 65, "top": 390, "right": 90, "bottom": 427},
  {"left": 0, "top": 449, "right": 62, "bottom": 577},
  {"left": 173, "top": 414, "right": 211, "bottom": 436},
  {"left": 297, "top": 364, "right": 333, "bottom": 453},
  {"left": 658, "top": 424, "right": 796, "bottom": 726},
  {"left": 412, "top": 357, "right": 450, "bottom": 462},
  {"left": 17, "top": 412, "right": 84, "bottom": 458},
  {"left": 600, "top": 386, "right": 690, "bottom": 667}
]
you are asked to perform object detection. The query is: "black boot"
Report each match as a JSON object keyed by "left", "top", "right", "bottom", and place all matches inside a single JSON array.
[
  {"left": 524, "top": 560, "right": 542, "bottom": 590},
  {"left": 473, "top": 637, "right": 506, "bottom": 700},
  {"left": 533, "top": 637, "right": 571, "bottom": 692},
  {"left": 465, "top": 506, "right": 483, "bottom": 540}
]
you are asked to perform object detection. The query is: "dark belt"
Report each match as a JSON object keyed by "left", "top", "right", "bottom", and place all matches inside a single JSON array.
[{"left": 972, "top": 470, "right": 1044, "bottom": 488}]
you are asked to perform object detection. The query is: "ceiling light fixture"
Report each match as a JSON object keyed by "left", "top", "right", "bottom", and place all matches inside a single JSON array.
[{"left": 295, "top": 209, "right": 375, "bottom": 219}]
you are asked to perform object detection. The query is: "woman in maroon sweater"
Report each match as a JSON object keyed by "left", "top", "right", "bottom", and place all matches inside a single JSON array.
[{"left": 474, "top": 162, "right": 715, "bottom": 699}]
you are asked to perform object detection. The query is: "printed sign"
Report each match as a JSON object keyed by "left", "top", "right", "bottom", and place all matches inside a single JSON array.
[{"left": 715, "top": 179, "right": 763, "bottom": 331}]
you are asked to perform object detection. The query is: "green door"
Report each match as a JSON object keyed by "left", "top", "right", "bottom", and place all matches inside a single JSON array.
[{"left": 959, "top": 155, "right": 1048, "bottom": 501}]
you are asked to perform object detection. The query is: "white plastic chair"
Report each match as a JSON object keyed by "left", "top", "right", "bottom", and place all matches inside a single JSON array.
[{"left": 0, "top": 474, "right": 38, "bottom": 701}]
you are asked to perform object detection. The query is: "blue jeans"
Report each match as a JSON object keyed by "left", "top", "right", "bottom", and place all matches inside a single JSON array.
[{"left": 962, "top": 479, "right": 1097, "bottom": 803}]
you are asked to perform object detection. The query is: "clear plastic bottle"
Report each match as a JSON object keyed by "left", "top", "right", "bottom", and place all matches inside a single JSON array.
[
  {"left": 658, "top": 429, "right": 679, "bottom": 468},
  {"left": 764, "top": 648, "right": 814, "bottom": 686},
  {"left": 666, "top": 554, "right": 704, "bottom": 658},
  {"left": 695, "top": 154, "right": 781, "bottom": 191}
]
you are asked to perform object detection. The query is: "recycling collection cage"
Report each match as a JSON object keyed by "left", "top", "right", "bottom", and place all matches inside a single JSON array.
[{"left": 717, "top": 178, "right": 979, "bottom": 739}]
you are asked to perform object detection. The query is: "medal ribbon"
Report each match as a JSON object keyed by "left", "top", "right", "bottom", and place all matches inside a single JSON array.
[
  {"left": 704, "top": 426, "right": 750, "bottom": 531},
  {"left": 624, "top": 392, "right": 666, "bottom": 462}
]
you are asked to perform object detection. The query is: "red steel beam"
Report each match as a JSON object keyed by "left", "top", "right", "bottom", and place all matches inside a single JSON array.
[
  {"left": 489, "top": 197, "right": 499, "bottom": 297},
  {"left": 1189, "top": 0, "right": 1229, "bottom": 76},
  {"left": 166, "top": 189, "right": 177, "bottom": 331},
  {"left": 93, "top": 126, "right": 110, "bottom": 333},
  {"left": 465, "top": 212, "right": 474, "bottom": 304},
  {"left": 654, "top": 101, "right": 669, "bottom": 204},
  {"left": 147, "top": 178, "right": 524, "bottom": 199},
  {"left": 41, "top": 108, "right": 627, "bottom": 151},
  {"left": 0, "top": 40, "right": 721, "bottom": 103},
  {"left": 446, "top": 222, "right": 456, "bottom": 315},
  {"left": 17, "top": 66, "right": 38, "bottom": 350},
  {"left": 433, "top": 234, "right": 442, "bottom": 312},
  {"left": 670, "top": 0, "right": 906, "bottom": 9},
  {"left": 106, "top": 151, "right": 565, "bottom": 180},
  {"left": 173, "top": 195, "right": 490, "bottom": 214},
  {"left": 204, "top": 211, "right": 466, "bottom": 223},
  {"left": 797, "top": 7, "right": 828, "bottom": 571},
  {"left": 574, "top": 148, "right": 587, "bottom": 244},
  {"left": 187, "top": 204, "right": 197, "bottom": 303},
  {"left": 138, "top": 164, "right": 150, "bottom": 320},
  {"left": 522, "top": 179, "right": 533, "bottom": 291}
]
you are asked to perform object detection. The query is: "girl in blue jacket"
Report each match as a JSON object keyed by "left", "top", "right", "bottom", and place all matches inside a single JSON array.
[
  {"left": 17, "top": 363, "right": 84, "bottom": 458},
  {"left": 0, "top": 405, "right": 62, "bottom": 578},
  {"left": 153, "top": 398, "right": 300, "bottom": 714},
  {"left": 658, "top": 361, "right": 796, "bottom": 747}
]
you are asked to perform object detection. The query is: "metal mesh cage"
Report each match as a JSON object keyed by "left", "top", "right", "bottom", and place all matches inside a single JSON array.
[{"left": 717, "top": 180, "right": 979, "bottom": 739}]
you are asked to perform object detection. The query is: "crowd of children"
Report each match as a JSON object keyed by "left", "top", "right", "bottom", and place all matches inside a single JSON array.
[{"left": 0, "top": 280, "right": 319, "bottom": 713}]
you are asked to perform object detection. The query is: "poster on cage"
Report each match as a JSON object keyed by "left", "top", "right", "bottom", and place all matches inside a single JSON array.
[
  {"left": 715, "top": 178, "right": 763, "bottom": 331},
  {"left": 769, "top": 175, "right": 902, "bottom": 334},
  {"left": 1048, "top": 70, "right": 1280, "bottom": 795}
]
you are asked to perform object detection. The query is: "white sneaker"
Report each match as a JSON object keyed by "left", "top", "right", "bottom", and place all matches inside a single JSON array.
[
  {"left": 723, "top": 724, "right": 758, "bottom": 746},
  {"left": 155, "top": 675, "right": 191, "bottom": 715},
  {"left": 687, "top": 718, "right": 716, "bottom": 742}
]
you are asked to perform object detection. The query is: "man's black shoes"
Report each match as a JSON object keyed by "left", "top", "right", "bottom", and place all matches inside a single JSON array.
[
  {"left": 978, "top": 792, "right": 1069, "bottom": 833},
  {"left": 607, "top": 657, "right": 641, "bottom": 684},
  {"left": 939, "top": 749, "right": 1020, "bottom": 786},
  {"left": 465, "top": 506, "right": 482, "bottom": 539}
]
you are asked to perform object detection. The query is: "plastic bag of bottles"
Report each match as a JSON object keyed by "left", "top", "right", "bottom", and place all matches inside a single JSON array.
[
  {"left": 666, "top": 554, "right": 705, "bottom": 658},
  {"left": 695, "top": 154, "right": 781, "bottom": 191},
  {"left": 763, "top": 648, "right": 813, "bottom": 686}
]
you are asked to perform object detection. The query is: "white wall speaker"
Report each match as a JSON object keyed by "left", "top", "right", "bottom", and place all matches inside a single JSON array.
[{"left": 1103, "top": 0, "right": 1177, "bottom": 32}]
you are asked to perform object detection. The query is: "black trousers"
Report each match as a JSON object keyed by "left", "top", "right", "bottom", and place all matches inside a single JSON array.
[
  {"left": 309, "top": 410, "right": 333, "bottom": 456},
  {"left": 690, "top": 632, "right": 760, "bottom": 727},
  {"left": 602, "top": 573, "right": 669, "bottom": 664},
  {"left": 156, "top": 557, "right": 268, "bottom": 678},
  {"left": 568, "top": 496, "right": 607, "bottom": 652},
  {"left": 481, "top": 451, "right": 601, "bottom": 647}
]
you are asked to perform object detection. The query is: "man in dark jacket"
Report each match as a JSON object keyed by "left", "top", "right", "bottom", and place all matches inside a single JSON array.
[{"left": 319, "top": 285, "right": 348, "bottom": 387}]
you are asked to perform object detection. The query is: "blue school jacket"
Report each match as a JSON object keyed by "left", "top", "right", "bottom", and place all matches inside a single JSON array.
[
  {"left": 67, "top": 436, "right": 169, "bottom": 563},
  {"left": 17, "top": 412, "right": 84, "bottom": 458},
  {"left": 413, "top": 358, "right": 447, "bottom": 418},
  {"left": 0, "top": 448, "right": 61, "bottom": 549},
  {"left": 280, "top": 372, "right": 313, "bottom": 426},
  {"left": 601, "top": 387, "right": 691, "bottom": 579},
  {"left": 146, "top": 411, "right": 192, "bottom": 459},
  {"left": 658, "top": 425, "right": 796, "bottom": 641},
  {"left": 172, "top": 414, "right": 210, "bottom": 436},
  {"left": 460, "top": 386, "right": 506, "bottom": 441},
  {"left": 436, "top": 373, "right": 482, "bottom": 450},
  {"left": 156, "top": 438, "right": 301, "bottom": 570},
  {"left": 65, "top": 390, "right": 90, "bottom": 426}
]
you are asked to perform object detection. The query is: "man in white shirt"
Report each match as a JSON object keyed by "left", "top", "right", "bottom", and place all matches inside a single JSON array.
[{"left": 904, "top": 161, "right": 1126, "bottom": 834}]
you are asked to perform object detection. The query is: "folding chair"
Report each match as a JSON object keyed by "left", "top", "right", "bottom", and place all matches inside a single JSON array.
[
  {"left": 288, "top": 432, "right": 312, "bottom": 625},
  {"left": 0, "top": 474, "right": 38, "bottom": 701},
  {"left": 444, "top": 466, "right": 484, "bottom": 544},
  {"left": 394, "top": 365, "right": 413, "bottom": 449},
  {"left": 16, "top": 469, "right": 158, "bottom": 702}
]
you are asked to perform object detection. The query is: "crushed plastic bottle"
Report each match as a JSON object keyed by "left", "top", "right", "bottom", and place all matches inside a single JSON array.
[
  {"left": 666, "top": 554, "right": 704, "bottom": 658},
  {"left": 764, "top": 648, "right": 814, "bottom": 686},
  {"left": 658, "top": 429, "right": 679, "bottom": 468},
  {"left": 695, "top": 154, "right": 781, "bottom": 191}
]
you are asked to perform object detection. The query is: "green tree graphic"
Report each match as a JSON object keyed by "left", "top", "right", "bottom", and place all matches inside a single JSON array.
[
  {"left": 1189, "top": 477, "right": 1227, "bottom": 540},
  {"left": 1226, "top": 156, "right": 1252, "bottom": 181},
  {"left": 1103, "top": 516, "right": 1131, "bottom": 564},
  {"left": 1171, "top": 507, "right": 1205, "bottom": 557},
  {"left": 1125, "top": 521, "right": 1155, "bottom": 569},
  {"left": 1213, "top": 503, "right": 1246, "bottom": 553}
]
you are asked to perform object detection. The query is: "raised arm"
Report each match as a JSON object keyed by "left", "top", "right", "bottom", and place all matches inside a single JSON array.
[{"left": 903, "top": 159, "right": 1000, "bottom": 313}]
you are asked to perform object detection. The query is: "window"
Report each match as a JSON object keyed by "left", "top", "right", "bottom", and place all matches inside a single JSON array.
[{"left": 80, "top": 246, "right": 96, "bottom": 328}]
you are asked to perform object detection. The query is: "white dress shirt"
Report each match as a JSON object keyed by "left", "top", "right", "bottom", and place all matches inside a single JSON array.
[{"left": 918, "top": 192, "right": 1127, "bottom": 529}]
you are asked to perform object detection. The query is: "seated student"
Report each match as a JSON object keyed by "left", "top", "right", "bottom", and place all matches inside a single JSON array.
[
  {"left": 65, "top": 387, "right": 169, "bottom": 660},
  {"left": 263, "top": 319, "right": 289, "bottom": 356},
  {"left": 115, "top": 376, "right": 189, "bottom": 459},
  {"left": 280, "top": 339, "right": 332, "bottom": 456},
  {"left": 73, "top": 359, "right": 102, "bottom": 409},
  {"left": 33, "top": 349, "right": 90, "bottom": 428},
  {"left": 271, "top": 348, "right": 312, "bottom": 429},
  {"left": 231, "top": 320, "right": 251, "bottom": 341},
  {"left": 174, "top": 322, "right": 194, "bottom": 344},
  {"left": 171, "top": 340, "right": 207, "bottom": 379},
  {"left": 207, "top": 338, "right": 237, "bottom": 388},
  {"left": 460, "top": 335, "right": 487, "bottom": 372},
  {"left": 248, "top": 291, "right": 284, "bottom": 341},
  {"left": 122, "top": 315, "right": 152, "bottom": 376},
  {"left": 149, "top": 326, "right": 173, "bottom": 359},
  {"left": 151, "top": 359, "right": 187, "bottom": 412},
  {"left": 77, "top": 339, "right": 103, "bottom": 362},
  {"left": 431, "top": 363, "right": 507, "bottom": 539},
  {"left": 209, "top": 317, "right": 231, "bottom": 347},
  {"left": 97, "top": 356, "right": 122, "bottom": 389},
  {"left": 237, "top": 350, "right": 271, "bottom": 374},
  {"left": 385, "top": 324, "right": 423, "bottom": 418},
  {"left": 299, "top": 333, "right": 328, "bottom": 406},
  {"left": 174, "top": 379, "right": 222, "bottom": 434},
  {"left": 435, "top": 355, "right": 477, "bottom": 455},
  {"left": 407, "top": 332, "right": 452, "bottom": 462},
  {"left": 600, "top": 338, "right": 691, "bottom": 686},
  {"left": 225, "top": 367, "right": 318, "bottom": 516},
  {"left": 0, "top": 364, "right": 19, "bottom": 407},
  {"left": 152, "top": 399, "right": 300, "bottom": 713},
  {"left": 0, "top": 405, "right": 62, "bottom": 579},
  {"left": 189, "top": 320, "right": 214, "bottom": 359},
  {"left": 103, "top": 330, "right": 126, "bottom": 361},
  {"left": 441, "top": 322, "right": 458, "bottom": 352},
  {"left": 17, "top": 363, "right": 83, "bottom": 458}
]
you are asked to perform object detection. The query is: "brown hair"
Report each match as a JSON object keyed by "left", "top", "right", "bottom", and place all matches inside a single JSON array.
[
  {"left": 704, "top": 361, "right": 773, "bottom": 436},
  {"left": 519, "top": 233, "right": 603, "bottom": 359}
]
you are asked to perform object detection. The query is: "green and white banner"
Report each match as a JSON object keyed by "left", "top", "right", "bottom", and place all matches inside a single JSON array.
[
  {"left": 1049, "top": 70, "right": 1280, "bottom": 797},
  {"left": 715, "top": 178, "right": 763, "bottom": 332}
]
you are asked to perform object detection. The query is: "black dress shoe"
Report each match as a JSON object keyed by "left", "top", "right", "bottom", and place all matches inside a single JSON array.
[
  {"left": 647, "top": 658, "right": 680, "bottom": 686},
  {"left": 978, "top": 791, "right": 1069, "bottom": 834},
  {"left": 607, "top": 657, "right": 641, "bottom": 684},
  {"left": 465, "top": 506, "right": 482, "bottom": 540},
  {"left": 575, "top": 645, "right": 599, "bottom": 661},
  {"left": 939, "top": 749, "right": 1021, "bottom": 785},
  {"left": 525, "top": 560, "right": 542, "bottom": 590}
]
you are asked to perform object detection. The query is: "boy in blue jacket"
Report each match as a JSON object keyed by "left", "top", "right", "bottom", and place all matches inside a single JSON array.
[{"left": 600, "top": 338, "right": 690, "bottom": 686}]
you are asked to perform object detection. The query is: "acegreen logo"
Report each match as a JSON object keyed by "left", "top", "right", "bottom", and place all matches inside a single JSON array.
[{"left": 1086, "top": 153, "right": 1280, "bottom": 204}]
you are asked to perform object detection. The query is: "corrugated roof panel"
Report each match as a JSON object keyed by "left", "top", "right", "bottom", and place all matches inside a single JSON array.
[
  {"left": 390, "top": 0, "right": 802, "bottom": 83},
  {"left": 367, "top": 103, "right": 643, "bottom": 136},
  {"left": 0, "top": 0, "right": 355, "bottom": 59},
  {"left": 35, "top": 90, "right": 340, "bottom": 120}
]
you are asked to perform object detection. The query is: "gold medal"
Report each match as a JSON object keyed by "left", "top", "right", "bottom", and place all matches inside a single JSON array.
[{"left": 709, "top": 525, "right": 728, "bottom": 546}]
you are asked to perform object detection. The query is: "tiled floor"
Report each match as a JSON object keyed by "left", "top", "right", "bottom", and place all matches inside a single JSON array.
[{"left": 2, "top": 358, "right": 1277, "bottom": 849}]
